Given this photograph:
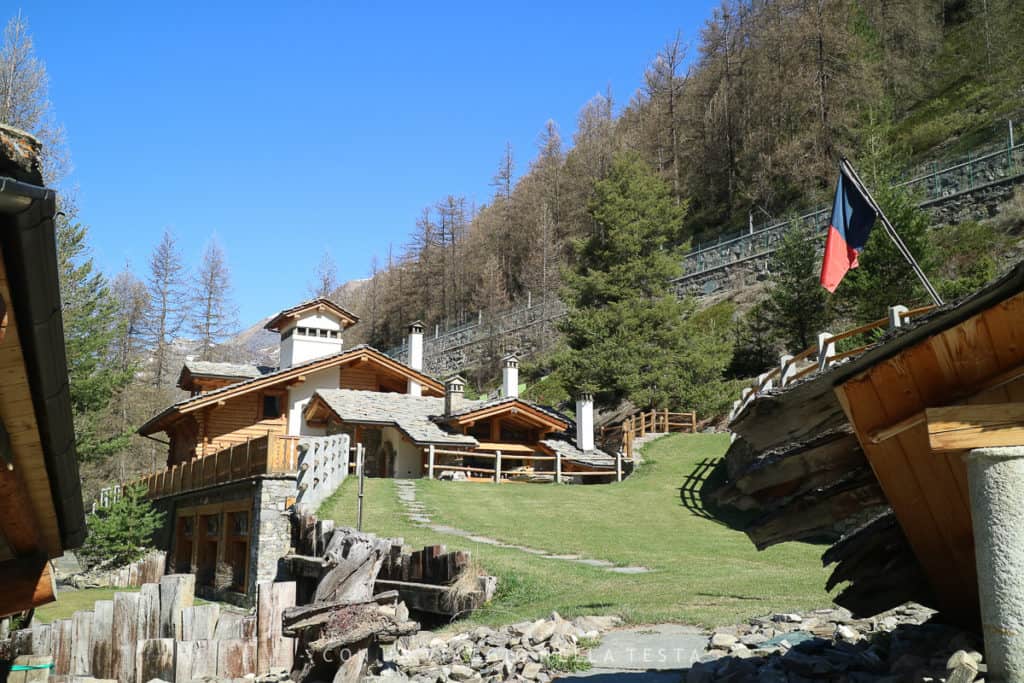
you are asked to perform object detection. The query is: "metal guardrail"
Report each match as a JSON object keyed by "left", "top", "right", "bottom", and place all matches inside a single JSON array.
[{"left": 681, "top": 135, "right": 1024, "bottom": 280}]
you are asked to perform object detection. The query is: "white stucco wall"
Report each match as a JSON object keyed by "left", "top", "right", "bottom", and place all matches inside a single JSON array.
[
  {"left": 279, "top": 311, "right": 345, "bottom": 368},
  {"left": 287, "top": 365, "right": 339, "bottom": 435},
  {"left": 383, "top": 426, "right": 423, "bottom": 479}
]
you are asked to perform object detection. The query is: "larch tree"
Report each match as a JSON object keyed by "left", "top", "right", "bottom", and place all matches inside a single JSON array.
[
  {"left": 0, "top": 11, "right": 68, "bottom": 183},
  {"left": 142, "top": 229, "right": 187, "bottom": 386},
  {"left": 309, "top": 253, "right": 338, "bottom": 299},
  {"left": 190, "top": 240, "right": 238, "bottom": 360}
]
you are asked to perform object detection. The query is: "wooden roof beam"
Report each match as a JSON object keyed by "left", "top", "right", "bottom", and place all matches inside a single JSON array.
[{"left": 927, "top": 403, "right": 1024, "bottom": 452}]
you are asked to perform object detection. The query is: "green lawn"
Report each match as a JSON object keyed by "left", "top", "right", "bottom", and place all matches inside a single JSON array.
[
  {"left": 320, "top": 433, "right": 835, "bottom": 628},
  {"left": 34, "top": 587, "right": 141, "bottom": 624}
]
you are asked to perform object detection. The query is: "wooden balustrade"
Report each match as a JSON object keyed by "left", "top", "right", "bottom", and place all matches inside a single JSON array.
[
  {"left": 600, "top": 409, "right": 698, "bottom": 460},
  {"left": 424, "top": 445, "right": 623, "bottom": 484},
  {"left": 731, "top": 303, "right": 937, "bottom": 422},
  {"left": 139, "top": 432, "right": 301, "bottom": 499}
]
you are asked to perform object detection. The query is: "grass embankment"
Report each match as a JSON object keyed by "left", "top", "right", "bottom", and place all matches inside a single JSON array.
[{"left": 320, "top": 433, "right": 834, "bottom": 628}]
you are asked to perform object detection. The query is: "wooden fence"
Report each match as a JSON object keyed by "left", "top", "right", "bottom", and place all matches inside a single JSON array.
[
  {"left": 424, "top": 446, "right": 623, "bottom": 483},
  {"left": 71, "top": 551, "right": 167, "bottom": 590},
  {"left": 3, "top": 575, "right": 296, "bottom": 682},
  {"left": 139, "top": 433, "right": 300, "bottom": 499},
  {"left": 600, "top": 410, "right": 698, "bottom": 460},
  {"left": 730, "top": 303, "right": 935, "bottom": 422}
]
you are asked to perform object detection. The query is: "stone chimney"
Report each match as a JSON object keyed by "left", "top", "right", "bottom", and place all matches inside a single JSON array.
[
  {"left": 444, "top": 375, "right": 466, "bottom": 418},
  {"left": 501, "top": 353, "right": 519, "bottom": 398},
  {"left": 407, "top": 320, "right": 424, "bottom": 396},
  {"left": 575, "top": 392, "right": 595, "bottom": 452}
]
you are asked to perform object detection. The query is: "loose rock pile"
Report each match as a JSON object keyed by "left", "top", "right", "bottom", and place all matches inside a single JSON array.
[
  {"left": 369, "top": 612, "right": 621, "bottom": 682},
  {"left": 688, "top": 603, "right": 986, "bottom": 683}
]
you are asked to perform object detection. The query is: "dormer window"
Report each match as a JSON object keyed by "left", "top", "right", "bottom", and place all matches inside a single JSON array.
[{"left": 260, "top": 392, "right": 284, "bottom": 420}]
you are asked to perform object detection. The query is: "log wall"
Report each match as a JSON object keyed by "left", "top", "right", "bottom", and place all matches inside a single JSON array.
[{"left": 2, "top": 576, "right": 296, "bottom": 682}]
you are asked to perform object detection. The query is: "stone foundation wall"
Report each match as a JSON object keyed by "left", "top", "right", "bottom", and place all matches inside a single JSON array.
[{"left": 251, "top": 478, "right": 297, "bottom": 593}]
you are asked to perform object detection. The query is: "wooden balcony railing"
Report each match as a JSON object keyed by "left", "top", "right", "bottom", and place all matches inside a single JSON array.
[
  {"left": 600, "top": 410, "right": 698, "bottom": 460},
  {"left": 141, "top": 433, "right": 300, "bottom": 499}
]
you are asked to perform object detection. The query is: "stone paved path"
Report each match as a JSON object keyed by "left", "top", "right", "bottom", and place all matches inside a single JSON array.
[
  {"left": 562, "top": 624, "right": 706, "bottom": 681},
  {"left": 394, "top": 480, "right": 650, "bottom": 574}
]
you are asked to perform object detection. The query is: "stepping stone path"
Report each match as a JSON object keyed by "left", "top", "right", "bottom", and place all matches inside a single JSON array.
[{"left": 394, "top": 480, "right": 650, "bottom": 574}]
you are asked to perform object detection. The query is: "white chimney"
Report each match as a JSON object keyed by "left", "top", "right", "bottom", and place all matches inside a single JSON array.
[
  {"left": 445, "top": 375, "right": 466, "bottom": 418},
  {"left": 501, "top": 353, "right": 519, "bottom": 398},
  {"left": 407, "top": 320, "right": 424, "bottom": 396},
  {"left": 576, "top": 392, "right": 595, "bottom": 452}
]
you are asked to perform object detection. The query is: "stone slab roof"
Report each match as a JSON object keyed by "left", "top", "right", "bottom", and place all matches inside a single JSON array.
[
  {"left": 183, "top": 360, "right": 276, "bottom": 379},
  {"left": 540, "top": 437, "right": 617, "bottom": 469},
  {"left": 313, "top": 389, "right": 480, "bottom": 447}
]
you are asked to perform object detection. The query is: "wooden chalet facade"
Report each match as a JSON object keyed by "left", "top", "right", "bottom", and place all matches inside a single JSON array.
[{"left": 0, "top": 125, "right": 86, "bottom": 617}]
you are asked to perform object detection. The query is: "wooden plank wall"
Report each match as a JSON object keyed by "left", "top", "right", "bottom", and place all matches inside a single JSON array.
[
  {"left": 200, "top": 393, "right": 287, "bottom": 456},
  {"left": 340, "top": 365, "right": 380, "bottom": 392},
  {"left": 835, "top": 292, "right": 1024, "bottom": 625},
  {"left": 4, "top": 577, "right": 296, "bottom": 683}
]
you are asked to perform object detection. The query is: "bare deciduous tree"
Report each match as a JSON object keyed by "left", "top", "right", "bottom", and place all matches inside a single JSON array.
[
  {"left": 142, "top": 230, "right": 187, "bottom": 386},
  {"left": 191, "top": 240, "right": 238, "bottom": 360}
]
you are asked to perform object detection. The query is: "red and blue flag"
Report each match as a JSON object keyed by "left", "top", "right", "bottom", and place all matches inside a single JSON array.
[{"left": 820, "top": 166, "right": 878, "bottom": 292}]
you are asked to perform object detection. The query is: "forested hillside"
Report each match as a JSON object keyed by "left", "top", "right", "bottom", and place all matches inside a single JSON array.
[
  {"left": 1, "top": 2, "right": 1021, "bottom": 502},
  {"left": 337, "top": 0, "right": 1023, "bottom": 351}
]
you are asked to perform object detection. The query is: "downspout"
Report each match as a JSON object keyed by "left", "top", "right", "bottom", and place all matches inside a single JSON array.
[{"left": 967, "top": 446, "right": 1024, "bottom": 682}]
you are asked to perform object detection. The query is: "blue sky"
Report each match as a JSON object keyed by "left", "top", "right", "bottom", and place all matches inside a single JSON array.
[{"left": 25, "top": 1, "right": 717, "bottom": 325}]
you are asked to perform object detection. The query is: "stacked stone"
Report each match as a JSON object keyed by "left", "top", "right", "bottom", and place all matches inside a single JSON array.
[
  {"left": 688, "top": 604, "right": 986, "bottom": 683},
  {"left": 370, "top": 612, "right": 621, "bottom": 682}
]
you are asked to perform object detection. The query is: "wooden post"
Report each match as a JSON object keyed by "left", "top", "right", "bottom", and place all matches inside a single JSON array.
[
  {"left": 691, "top": 412, "right": 697, "bottom": 433},
  {"left": 356, "top": 444, "right": 365, "bottom": 532},
  {"left": 664, "top": 408, "right": 669, "bottom": 432},
  {"left": 111, "top": 592, "right": 138, "bottom": 682},
  {"left": 136, "top": 639, "right": 175, "bottom": 683},
  {"left": 90, "top": 599, "right": 114, "bottom": 679},
  {"left": 555, "top": 450, "right": 562, "bottom": 484},
  {"left": 495, "top": 450, "right": 502, "bottom": 483},
  {"left": 70, "top": 610, "right": 92, "bottom": 676},
  {"left": 427, "top": 444, "right": 435, "bottom": 480},
  {"left": 640, "top": 413, "right": 647, "bottom": 437},
  {"left": 616, "top": 450, "right": 622, "bottom": 482}
]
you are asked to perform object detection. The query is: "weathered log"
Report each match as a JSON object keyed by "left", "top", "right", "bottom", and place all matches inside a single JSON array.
[
  {"left": 89, "top": 600, "right": 114, "bottom": 679},
  {"left": 181, "top": 604, "right": 220, "bottom": 641},
  {"left": 307, "top": 604, "right": 418, "bottom": 653},
  {"left": 158, "top": 574, "right": 195, "bottom": 639},
  {"left": 9, "top": 655, "right": 52, "bottom": 683},
  {"left": 135, "top": 638, "right": 174, "bottom": 682},
  {"left": 27, "top": 624, "right": 49, "bottom": 657},
  {"left": 111, "top": 592, "right": 139, "bottom": 682},
  {"left": 314, "top": 528, "right": 393, "bottom": 603},
  {"left": 136, "top": 583, "right": 161, "bottom": 641},
  {"left": 216, "top": 638, "right": 257, "bottom": 678},
  {"left": 257, "top": 581, "right": 296, "bottom": 672},
  {"left": 70, "top": 610, "right": 92, "bottom": 676},
  {"left": 282, "top": 592, "right": 400, "bottom": 636},
  {"left": 174, "top": 639, "right": 214, "bottom": 683},
  {"left": 51, "top": 619, "right": 73, "bottom": 675}
]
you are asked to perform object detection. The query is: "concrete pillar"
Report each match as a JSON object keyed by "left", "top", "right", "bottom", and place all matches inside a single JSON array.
[
  {"left": 427, "top": 444, "right": 435, "bottom": 480},
  {"left": 501, "top": 353, "right": 519, "bottom": 398},
  {"left": 967, "top": 446, "right": 1024, "bottom": 682},
  {"left": 817, "top": 332, "right": 835, "bottom": 372},
  {"left": 888, "top": 304, "right": 909, "bottom": 329},
  {"left": 494, "top": 450, "right": 502, "bottom": 483},
  {"left": 576, "top": 393, "right": 595, "bottom": 452},
  {"left": 779, "top": 354, "right": 796, "bottom": 387},
  {"left": 555, "top": 451, "right": 562, "bottom": 484},
  {"left": 407, "top": 321, "right": 424, "bottom": 396}
]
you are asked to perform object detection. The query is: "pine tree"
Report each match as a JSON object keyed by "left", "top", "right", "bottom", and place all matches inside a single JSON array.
[
  {"left": 142, "top": 230, "right": 187, "bottom": 386},
  {"left": 764, "top": 224, "right": 833, "bottom": 350},
  {"left": 57, "top": 220, "right": 134, "bottom": 460},
  {"left": 78, "top": 484, "right": 164, "bottom": 569},
  {"left": 190, "top": 240, "right": 238, "bottom": 360},
  {"left": 556, "top": 153, "right": 734, "bottom": 412}
]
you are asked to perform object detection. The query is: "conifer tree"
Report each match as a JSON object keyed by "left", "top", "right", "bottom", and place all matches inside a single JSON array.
[
  {"left": 57, "top": 220, "right": 133, "bottom": 460},
  {"left": 556, "top": 153, "right": 733, "bottom": 412},
  {"left": 78, "top": 484, "right": 164, "bottom": 569},
  {"left": 764, "top": 224, "right": 832, "bottom": 350}
]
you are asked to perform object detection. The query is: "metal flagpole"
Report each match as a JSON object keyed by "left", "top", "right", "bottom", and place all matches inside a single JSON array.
[{"left": 840, "top": 158, "right": 944, "bottom": 307}]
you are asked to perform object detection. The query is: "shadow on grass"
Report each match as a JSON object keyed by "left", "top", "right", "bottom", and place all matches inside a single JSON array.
[{"left": 678, "top": 457, "right": 758, "bottom": 532}]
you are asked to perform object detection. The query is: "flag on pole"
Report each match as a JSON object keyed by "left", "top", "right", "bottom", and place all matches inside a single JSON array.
[{"left": 819, "top": 166, "right": 878, "bottom": 292}]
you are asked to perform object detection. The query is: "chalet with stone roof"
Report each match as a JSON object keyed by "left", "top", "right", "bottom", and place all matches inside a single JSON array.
[{"left": 138, "top": 298, "right": 615, "bottom": 602}]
